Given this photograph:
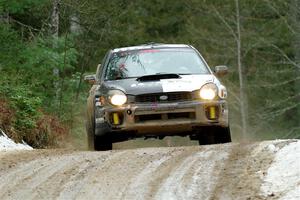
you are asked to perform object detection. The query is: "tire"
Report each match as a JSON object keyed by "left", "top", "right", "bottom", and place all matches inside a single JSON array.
[
  {"left": 215, "top": 127, "right": 232, "bottom": 144},
  {"left": 94, "top": 135, "right": 112, "bottom": 151},
  {"left": 86, "top": 122, "right": 95, "bottom": 150},
  {"left": 197, "top": 126, "right": 231, "bottom": 145},
  {"left": 86, "top": 116, "right": 112, "bottom": 151},
  {"left": 198, "top": 133, "right": 216, "bottom": 145}
]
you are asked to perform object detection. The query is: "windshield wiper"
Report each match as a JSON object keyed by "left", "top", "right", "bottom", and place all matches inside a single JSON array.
[
  {"left": 136, "top": 73, "right": 181, "bottom": 81},
  {"left": 178, "top": 73, "right": 193, "bottom": 75}
]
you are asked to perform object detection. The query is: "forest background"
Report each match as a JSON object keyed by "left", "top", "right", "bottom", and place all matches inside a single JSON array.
[{"left": 0, "top": 0, "right": 299, "bottom": 148}]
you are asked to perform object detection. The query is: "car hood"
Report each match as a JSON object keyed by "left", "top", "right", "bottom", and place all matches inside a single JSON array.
[{"left": 101, "top": 74, "right": 218, "bottom": 95}]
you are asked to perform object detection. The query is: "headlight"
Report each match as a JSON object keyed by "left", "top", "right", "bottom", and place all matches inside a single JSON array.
[
  {"left": 199, "top": 83, "right": 218, "bottom": 100},
  {"left": 108, "top": 90, "right": 127, "bottom": 106}
]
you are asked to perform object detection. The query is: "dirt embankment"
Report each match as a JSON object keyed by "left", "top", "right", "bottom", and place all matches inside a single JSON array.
[{"left": 0, "top": 140, "right": 299, "bottom": 200}]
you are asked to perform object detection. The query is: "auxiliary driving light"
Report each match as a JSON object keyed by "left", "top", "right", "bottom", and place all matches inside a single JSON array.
[
  {"left": 205, "top": 106, "right": 219, "bottom": 120},
  {"left": 112, "top": 113, "right": 120, "bottom": 125}
]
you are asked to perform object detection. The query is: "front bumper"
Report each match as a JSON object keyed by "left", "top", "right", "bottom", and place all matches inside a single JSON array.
[{"left": 95, "top": 100, "right": 228, "bottom": 136}]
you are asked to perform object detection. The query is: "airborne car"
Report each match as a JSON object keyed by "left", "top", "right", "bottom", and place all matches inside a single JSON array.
[{"left": 85, "top": 44, "right": 231, "bottom": 150}]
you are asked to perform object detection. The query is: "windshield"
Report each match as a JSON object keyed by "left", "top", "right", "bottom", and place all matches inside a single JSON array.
[{"left": 104, "top": 48, "right": 209, "bottom": 80}]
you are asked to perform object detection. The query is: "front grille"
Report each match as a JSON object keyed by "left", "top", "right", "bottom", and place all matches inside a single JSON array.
[
  {"left": 135, "top": 112, "right": 195, "bottom": 122},
  {"left": 135, "top": 92, "right": 192, "bottom": 103},
  {"left": 137, "top": 114, "right": 162, "bottom": 122}
]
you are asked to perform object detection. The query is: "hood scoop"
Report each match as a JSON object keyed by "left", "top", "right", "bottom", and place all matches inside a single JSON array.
[{"left": 136, "top": 73, "right": 181, "bottom": 82}]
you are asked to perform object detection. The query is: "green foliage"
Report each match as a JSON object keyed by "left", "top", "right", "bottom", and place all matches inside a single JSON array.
[
  {"left": 0, "top": 24, "right": 23, "bottom": 68},
  {"left": 0, "top": 22, "right": 78, "bottom": 147},
  {"left": 138, "top": 0, "right": 187, "bottom": 39},
  {"left": 0, "top": 83, "right": 42, "bottom": 130},
  {"left": 0, "top": 0, "right": 47, "bottom": 14},
  {"left": 22, "top": 36, "right": 77, "bottom": 71},
  {"left": 19, "top": 36, "right": 78, "bottom": 106}
]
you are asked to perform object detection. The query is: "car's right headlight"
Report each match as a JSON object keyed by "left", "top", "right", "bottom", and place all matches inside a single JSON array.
[
  {"left": 199, "top": 83, "right": 218, "bottom": 100},
  {"left": 108, "top": 90, "right": 127, "bottom": 106}
]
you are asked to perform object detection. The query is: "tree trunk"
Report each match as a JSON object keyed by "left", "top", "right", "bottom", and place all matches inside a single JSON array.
[
  {"left": 235, "top": 0, "right": 248, "bottom": 138},
  {"left": 51, "top": 0, "right": 60, "bottom": 37},
  {"left": 70, "top": 14, "right": 81, "bottom": 34},
  {"left": 290, "top": 0, "right": 300, "bottom": 133},
  {"left": 51, "top": 0, "right": 60, "bottom": 111}
]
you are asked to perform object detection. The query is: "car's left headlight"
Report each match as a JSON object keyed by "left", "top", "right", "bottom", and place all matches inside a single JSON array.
[
  {"left": 199, "top": 83, "right": 218, "bottom": 100},
  {"left": 108, "top": 90, "right": 127, "bottom": 106}
]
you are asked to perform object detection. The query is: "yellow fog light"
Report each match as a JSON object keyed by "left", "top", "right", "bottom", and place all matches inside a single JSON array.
[
  {"left": 112, "top": 113, "right": 120, "bottom": 125},
  {"left": 209, "top": 107, "right": 216, "bottom": 119},
  {"left": 206, "top": 106, "right": 218, "bottom": 120}
]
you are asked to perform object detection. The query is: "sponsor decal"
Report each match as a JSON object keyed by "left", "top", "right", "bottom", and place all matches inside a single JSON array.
[
  {"left": 161, "top": 79, "right": 195, "bottom": 92},
  {"left": 160, "top": 75, "right": 214, "bottom": 92},
  {"left": 151, "top": 102, "right": 159, "bottom": 110}
]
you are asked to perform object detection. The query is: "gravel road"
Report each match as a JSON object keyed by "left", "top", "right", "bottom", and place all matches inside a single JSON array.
[{"left": 0, "top": 140, "right": 299, "bottom": 200}]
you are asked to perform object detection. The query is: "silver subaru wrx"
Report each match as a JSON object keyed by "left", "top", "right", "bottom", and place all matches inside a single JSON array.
[{"left": 85, "top": 43, "right": 231, "bottom": 151}]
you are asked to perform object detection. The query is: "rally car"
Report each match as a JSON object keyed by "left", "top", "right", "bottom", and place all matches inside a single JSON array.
[{"left": 85, "top": 43, "right": 231, "bottom": 150}]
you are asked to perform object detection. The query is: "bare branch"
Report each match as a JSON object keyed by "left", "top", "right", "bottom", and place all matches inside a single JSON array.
[
  {"left": 260, "top": 101, "right": 300, "bottom": 120},
  {"left": 250, "top": 76, "right": 300, "bottom": 88},
  {"left": 211, "top": 5, "right": 238, "bottom": 42},
  {"left": 270, "top": 43, "right": 300, "bottom": 69},
  {"left": 263, "top": 0, "right": 295, "bottom": 34},
  {"left": 10, "top": 18, "right": 40, "bottom": 32}
]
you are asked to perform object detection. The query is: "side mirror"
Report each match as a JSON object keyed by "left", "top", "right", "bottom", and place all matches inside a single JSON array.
[
  {"left": 96, "top": 64, "right": 102, "bottom": 74},
  {"left": 214, "top": 65, "right": 228, "bottom": 77},
  {"left": 84, "top": 74, "right": 96, "bottom": 84}
]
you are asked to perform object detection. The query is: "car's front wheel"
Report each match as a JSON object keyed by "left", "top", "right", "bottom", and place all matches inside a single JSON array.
[
  {"left": 94, "top": 135, "right": 113, "bottom": 151},
  {"left": 86, "top": 116, "right": 113, "bottom": 151},
  {"left": 198, "top": 126, "right": 231, "bottom": 145}
]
